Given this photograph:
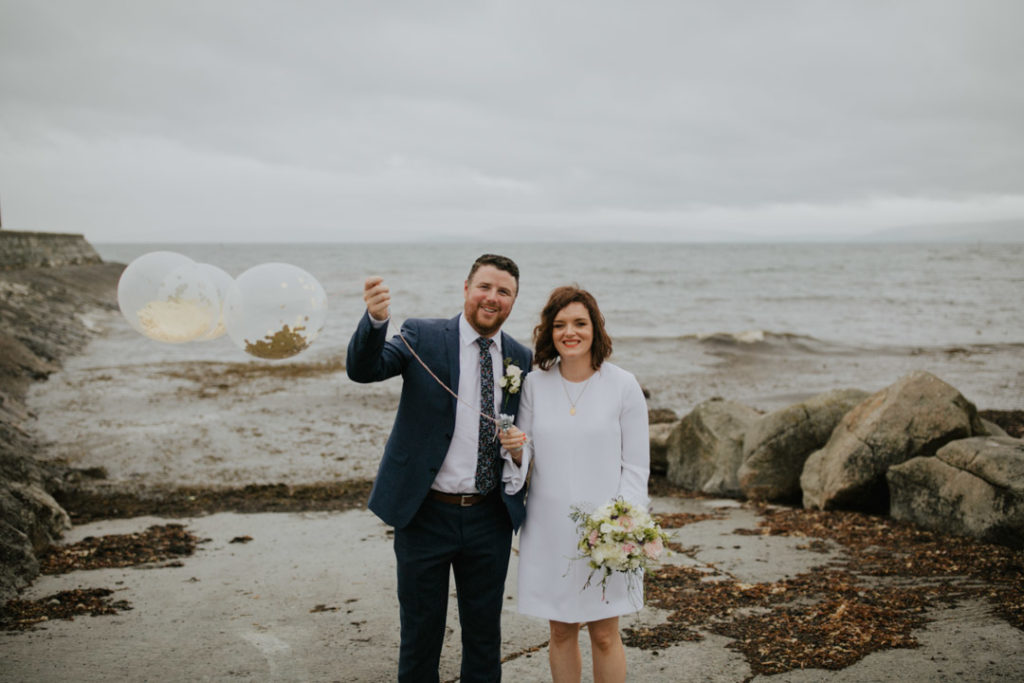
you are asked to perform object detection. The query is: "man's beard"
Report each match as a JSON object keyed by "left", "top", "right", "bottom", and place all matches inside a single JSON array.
[{"left": 466, "top": 303, "right": 509, "bottom": 336}]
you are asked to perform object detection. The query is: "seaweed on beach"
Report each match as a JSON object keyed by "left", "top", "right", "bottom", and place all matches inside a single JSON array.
[
  {"left": 155, "top": 358, "right": 346, "bottom": 398},
  {"left": 0, "top": 588, "right": 133, "bottom": 632},
  {"left": 624, "top": 504, "right": 1024, "bottom": 676},
  {"left": 653, "top": 510, "right": 728, "bottom": 529},
  {"left": 38, "top": 523, "right": 198, "bottom": 574},
  {"left": 0, "top": 525, "right": 197, "bottom": 632},
  {"left": 57, "top": 480, "right": 373, "bottom": 524}
]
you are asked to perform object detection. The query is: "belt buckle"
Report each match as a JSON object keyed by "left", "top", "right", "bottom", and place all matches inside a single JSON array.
[{"left": 459, "top": 495, "right": 474, "bottom": 507}]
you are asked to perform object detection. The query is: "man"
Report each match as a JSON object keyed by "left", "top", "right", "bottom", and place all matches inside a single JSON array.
[{"left": 347, "top": 254, "right": 532, "bottom": 682}]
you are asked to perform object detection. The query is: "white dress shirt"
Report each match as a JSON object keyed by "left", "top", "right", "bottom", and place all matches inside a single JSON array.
[
  {"left": 369, "top": 311, "right": 526, "bottom": 495},
  {"left": 432, "top": 314, "right": 505, "bottom": 493}
]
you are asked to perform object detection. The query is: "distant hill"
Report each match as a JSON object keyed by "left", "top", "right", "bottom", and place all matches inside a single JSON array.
[{"left": 861, "top": 218, "right": 1024, "bottom": 243}]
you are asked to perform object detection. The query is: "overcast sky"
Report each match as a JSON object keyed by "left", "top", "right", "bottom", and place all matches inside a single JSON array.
[{"left": 2, "top": 1, "right": 1023, "bottom": 243}]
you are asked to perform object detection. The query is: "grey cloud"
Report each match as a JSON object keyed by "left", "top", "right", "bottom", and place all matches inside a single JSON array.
[{"left": 1, "top": 0, "right": 1023, "bottom": 241}]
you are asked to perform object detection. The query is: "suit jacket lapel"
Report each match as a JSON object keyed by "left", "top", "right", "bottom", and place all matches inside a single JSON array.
[
  {"left": 445, "top": 315, "right": 461, "bottom": 415},
  {"left": 499, "top": 330, "right": 527, "bottom": 416}
]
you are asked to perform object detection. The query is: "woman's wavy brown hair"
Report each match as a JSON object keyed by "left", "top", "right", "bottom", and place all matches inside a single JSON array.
[{"left": 533, "top": 285, "right": 612, "bottom": 371}]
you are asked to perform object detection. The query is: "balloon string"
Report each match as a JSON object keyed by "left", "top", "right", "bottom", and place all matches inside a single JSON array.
[{"left": 397, "top": 332, "right": 503, "bottom": 429}]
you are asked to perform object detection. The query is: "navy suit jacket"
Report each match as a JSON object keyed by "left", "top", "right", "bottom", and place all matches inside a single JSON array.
[{"left": 347, "top": 311, "right": 533, "bottom": 531}]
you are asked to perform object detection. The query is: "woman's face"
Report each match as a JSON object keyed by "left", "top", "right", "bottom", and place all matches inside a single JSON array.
[{"left": 552, "top": 301, "right": 593, "bottom": 362}]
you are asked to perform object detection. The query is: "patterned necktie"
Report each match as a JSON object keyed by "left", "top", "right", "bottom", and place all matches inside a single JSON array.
[{"left": 475, "top": 336, "right": 498, "bottom": 495}]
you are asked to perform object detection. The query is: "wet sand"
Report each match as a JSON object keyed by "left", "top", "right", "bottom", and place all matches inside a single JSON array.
[
  {"left": 4, "top": 305, "right": 1024, "bottom": 681},
  {"left": 24, "top": 308, "right": 1024, "bottom": 495},
  {"left": 3, "top": 497, "right": 1023, "bottom": 682}
]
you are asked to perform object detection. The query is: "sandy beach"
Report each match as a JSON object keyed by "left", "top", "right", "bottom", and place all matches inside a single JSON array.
[
  {"left": 22, "top": 306, "right": 1024, "bottom": 496},
  {"left": 2, "top": 294, "right": 1023, "bottom": 680},
  {"left": 4, "top": 496, "right": 1024, "bottom": 682}
]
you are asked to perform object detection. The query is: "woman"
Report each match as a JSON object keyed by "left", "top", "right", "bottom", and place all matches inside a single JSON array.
[{"left": 500, "top": 285, "right": 650, "bottom": 683}]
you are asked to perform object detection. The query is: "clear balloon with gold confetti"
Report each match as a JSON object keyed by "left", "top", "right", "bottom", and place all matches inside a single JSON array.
[
  {"left": 118, "top": 251, "right": 220, "bottom": 343},
  {"left": 224, "top": 263, "right": 328, "bottom": 360},
  {"left": 194, "top": 263, "right": 235, "bottom": 341}
]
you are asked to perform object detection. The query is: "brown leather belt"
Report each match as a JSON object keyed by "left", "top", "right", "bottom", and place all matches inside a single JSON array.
[{"left": 428, "top": 490, "right": 488, "bottom": 507}]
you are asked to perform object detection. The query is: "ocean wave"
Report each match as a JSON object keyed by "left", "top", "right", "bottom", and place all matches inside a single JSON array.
[
  {"left": 691, "top": 330, "right": 863, "bottom": 355},
  {"left": 696, "top": 330, "right": 769, "bottom": 344},
  {"left": 615, "top": 331, "right": 1024, "bottom": 356},
  {"left": 615, "top": 330, "right": 860, "bottom": 354}
]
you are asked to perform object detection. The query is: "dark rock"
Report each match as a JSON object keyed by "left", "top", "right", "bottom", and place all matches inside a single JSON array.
[
  {"left": 0, "top": 255, "right": 123, "bottom": 601},
  {"left": 801, "top": 371, "right": 986, "bottom": 513},
  {"left": 648, "top": 422, "right": 675, "bottom": 474},
  {"left": 648, "top": 408, "right": 678, "bottom": 424},
  {"left": 665, "top": 397, "right": 760, "bottom": 496},
  {"left": 0, "top": 521, "right": 37, "bottom": 599},
  {"left": 739, "top": 388, "right": 868, "bottom": 503},
  {"left": 888, "top": 436, "right": 1024, "bottom": 547},
  {"left": 0, "top": 481, "right": 70, "bottom": 551}
]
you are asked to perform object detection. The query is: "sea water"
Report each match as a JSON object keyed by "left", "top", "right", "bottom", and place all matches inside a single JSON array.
[
  {"left": 97, "top": 241, "right": 1024, "bottom": 348},
  {"left": 28, "top": 241, "right": 1023, "bottom": 491}
]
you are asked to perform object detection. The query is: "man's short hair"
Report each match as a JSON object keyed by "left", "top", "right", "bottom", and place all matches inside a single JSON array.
[{"left": 467, "top": 254, "right": 520, "bottom": 293}]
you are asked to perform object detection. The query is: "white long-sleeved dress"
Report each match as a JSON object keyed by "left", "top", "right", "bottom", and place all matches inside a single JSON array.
[{"left": 515, "top": 361, "right": 650, "bottom": 623}]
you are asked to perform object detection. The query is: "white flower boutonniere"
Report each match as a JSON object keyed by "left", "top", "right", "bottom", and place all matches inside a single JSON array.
[{"left": 498, "top": 358, "right": 522, "bottom": 408}]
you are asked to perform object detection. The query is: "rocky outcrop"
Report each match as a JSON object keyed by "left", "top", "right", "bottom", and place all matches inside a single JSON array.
[
  {"left": 0, "top": 481, "right": 70, "bottom": 551},
  {"left": 888, "top": 437, "right": 1024, "bottom": 548},
  {"left": 980, "top": 419, "right": 1008, "bottom": 438},
  {"left": 0, "top": 258, "right": 123, "bottom": 600},
  {"left": 665, "top": 398, "right": 760, "bottom": 497},
  {"left": 738, "top": 388, "right": 868, "bottom": 503},
  {"left": 0, "top": 230, "right": 102, "bottom": 269},
  {"left": 660, "top": 374, "right": 1021, "bottom": 546},
  {"left": 800, "top": 371, "right": 987, "bottom": 512},
  {"left": 648, "top": 408, "right": 678, "bottom": 474},
  {"left": 649, "top": 422, "right": 674, "bottom": 474}
]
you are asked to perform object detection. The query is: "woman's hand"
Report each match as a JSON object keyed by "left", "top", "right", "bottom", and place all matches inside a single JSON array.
[{"left": 499, "top": 425, "right": 528, "bottom": 466}]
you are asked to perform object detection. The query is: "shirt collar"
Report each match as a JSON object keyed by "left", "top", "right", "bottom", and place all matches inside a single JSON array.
[{"left": 459, "top": 313, "right": 503, "bottom": 354}]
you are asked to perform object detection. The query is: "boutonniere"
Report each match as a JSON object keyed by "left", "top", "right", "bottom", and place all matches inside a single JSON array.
[{"left": 498, "top": 358, "right": 522, "bottom": 408}]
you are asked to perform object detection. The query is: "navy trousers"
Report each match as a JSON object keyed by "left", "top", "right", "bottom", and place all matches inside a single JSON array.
[{"left": 394, "top": 492, "right": 513, "bottom": 683}]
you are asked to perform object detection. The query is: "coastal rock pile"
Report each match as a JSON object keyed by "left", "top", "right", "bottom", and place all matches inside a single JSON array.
[
  {"left": 646, "top": 408, "right": 677, "bottom": 475},
  {"left": 661, "top": 371, "right": 1024, "bottom": 547},
  {"left": 665, "top": 398, "right": 759, "bottom": 497},
  {"left": 739, "top": 388, "right": 869, "bottom": 503},
  {"left": 0, "top": 258, "right": 124, "bottom": 600},
  {"left": 801, "top": 372, "right": 986, "bottom": 511},
  {"left": 889, "top": 436, "right": 1024, "bottom": 547}
]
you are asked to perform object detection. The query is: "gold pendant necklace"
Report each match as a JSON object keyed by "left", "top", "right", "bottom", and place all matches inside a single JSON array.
[{"left": 560, "top": 373, "right": 593, "bottom": 416}]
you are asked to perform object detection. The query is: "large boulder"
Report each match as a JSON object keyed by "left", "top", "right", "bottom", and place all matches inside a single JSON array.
[
  {"left": 980, "top": 419, "right": 1008, "bottom": 438},
  {"left": 648, "top": 422, "right": 675, "bottom": 475},
  {"left": 0, "top": 520, "right": 38, "bottom": 598},
  {"left": 648, "top": 408, "right": 679, "bottom": 474},
  {"left": 0, "top": 481, "right": 70, "bottom": 550},
  {"left": 801, "top": 371, "right": 986, "bottom": 512},
  {"left": 0, "top": 479, "right": 69, "bottom": 600},
  {"left": 666, "top": 398, "right": 760, "bottom": 496},
  {"left": 739, "top": 388, "right": 869, "bottom": 502},
  {"left": 888, "top": 437, "right": 1024, "bottom": 547}
]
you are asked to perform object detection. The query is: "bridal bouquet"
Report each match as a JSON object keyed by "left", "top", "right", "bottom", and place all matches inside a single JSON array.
[{"left": 570, "top": 497, "right": 671, "bottom": 595}]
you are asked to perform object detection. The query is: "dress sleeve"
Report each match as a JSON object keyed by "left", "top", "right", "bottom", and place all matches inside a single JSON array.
[
  {"left": 501, "top": 372, "right": 534, "bottom": 494},
  {"left": 617, "top": 372, "right": 650, "bottom": 508}
]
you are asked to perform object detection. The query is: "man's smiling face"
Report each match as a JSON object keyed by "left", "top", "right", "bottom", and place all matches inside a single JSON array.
[{"left": 463, "top": 265, "right": 517, "bottom": 337}]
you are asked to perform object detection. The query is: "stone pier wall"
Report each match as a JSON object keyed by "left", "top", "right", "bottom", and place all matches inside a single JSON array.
[{"left": 0, "top": 230, "right": 103, "bottom": 269}]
